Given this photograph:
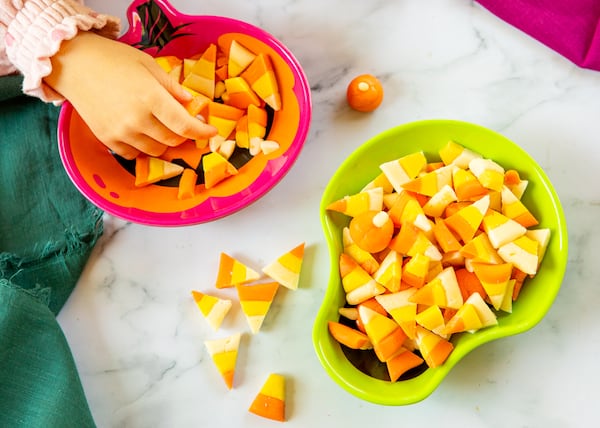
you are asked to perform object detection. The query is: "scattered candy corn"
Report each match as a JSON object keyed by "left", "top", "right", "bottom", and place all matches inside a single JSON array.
[
  {"left": 236, "top": 281, "right": 280, "bottom": 334},
  {"left": 262, "top": 243, "right": 305, "bottom": 290},
  {"left": 249, "top": 373, "right": 286, "bottom": 422},
  {"left": 215, "top": 253, "right": 261, "bottom": 289},
  {"left": 204, "top": 332, "right": 241, "bottom": 389},
  {"left": 191, "top": 290, "right": 232, "bottom": 331}
]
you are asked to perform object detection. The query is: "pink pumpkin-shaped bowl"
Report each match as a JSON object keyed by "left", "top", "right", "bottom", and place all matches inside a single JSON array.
[{"left": 58, "top": 0, "right": 311, "bottom": 226}]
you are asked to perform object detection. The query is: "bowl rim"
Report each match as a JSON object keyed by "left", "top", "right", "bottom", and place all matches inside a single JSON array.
[
  {"left": 57, "top": 0, "right": 312, "bottom": 227},
  {"left": 312, "top": 118, "right": 568, "bottom": 405}
]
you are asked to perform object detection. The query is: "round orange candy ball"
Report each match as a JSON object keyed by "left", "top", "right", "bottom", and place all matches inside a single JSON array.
[
  {"left": 349, "top": 210, "right": 394, "bottom": 253},
  {"left": 346, "top": 74, "right": 384, "bottom": 112}
]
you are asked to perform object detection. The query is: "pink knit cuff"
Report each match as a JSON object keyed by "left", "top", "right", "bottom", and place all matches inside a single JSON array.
[{"left": 5, "top": 0, "right": 120, "bottom": 102}]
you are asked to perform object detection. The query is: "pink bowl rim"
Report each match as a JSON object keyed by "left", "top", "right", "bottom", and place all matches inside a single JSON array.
[{"left": 57, "top": 0, "right": 312, "bottom": 227}]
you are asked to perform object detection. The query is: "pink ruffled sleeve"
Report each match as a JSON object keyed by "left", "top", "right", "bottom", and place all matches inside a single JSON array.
[{"left": 1, "top": 0, "right": 121, "bottom": 102}]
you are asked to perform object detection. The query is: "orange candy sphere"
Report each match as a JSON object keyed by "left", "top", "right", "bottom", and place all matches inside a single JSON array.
[
  {"left": 346, "top": 74, "right": 384, "bottom": 112},
  {"left": 349, "top": 210, "right": 394, "bottom": 253}
]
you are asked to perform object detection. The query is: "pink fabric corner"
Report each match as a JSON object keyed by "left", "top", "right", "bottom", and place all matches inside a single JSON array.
[{"left": 477, "top": 0, "right": 600, "bottom": 71}]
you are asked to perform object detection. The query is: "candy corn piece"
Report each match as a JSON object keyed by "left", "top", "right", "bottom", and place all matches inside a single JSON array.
[
  {"left": 182, "top": 43, "right": 217, "bottom": 99},
  {"left": 249, "top": 373, "right": 285, "bottom": 422},
  {"left": 503, "top": 169, "right": 528, "bottom": 199},
  {"left": 191, "top": 290, "right": 232, "bottom": 331},
  {"left": 202, "top": 151, "right": 238, "bottom": 189},
  {"left": 389, "top": 224, "right": 442, "bottom": 262},
  {"left": 432, "top": 217, "right": 462, "bottom": 253},
  {"left": 526, "top": 228, "right": 551, "bottom": 269},
  {"left": 401, "top": 252, "right": 431, "bottom": 288},
  {"left": 482, "top": 209, "right": 527, "bottom": 248},
  {"left": 177, "top": 168, "right": 198, "bottom": 200},
  {"left": 236, "top": 281, "right": 279, "bottom": 334},
  {"left": 415, "top": 305, "right": 446, "bottom": 337},
  {"left": 439, "top": 140, "right": 482, "bottom": 169},
  {"left": 326, "top": 187, "right": 384, "bottom": 218},
  {"left": 342, "top": 227, "right": 380, "bottom": 275},
  {"left": 358, "top": 305, "right": 408, "bottom": 362},
  {"left": 247, "top": 103, "right": 268, "bottom": 142},
  {"left": 444, "top": 194, "right": 490, "bottom": 243},
  {"left": 134, "top": 156, "right": 184, "bottom": 187},
  {"left": 227, "top": 39, "right": 256, "bottom": 77},
  {"left": 501, "top": 186, "right": 539, "bottom": 228},
  {"left": 362, "top": 172, "right": 395, "bottom": 194},
  {"left": 262, "top": 243, "right": 305, "bottom": 290},
  {"left": 497, "top": 235, "right": 540, "bottom": 275},
  {"left": 443, "top": 292, "right": 498, "bottom": 335},
  {"left": 154, "top": 55, "right": 181, "bottom": 74},
  {"left": 415, "top": 326, "right": 454, "bottom": 368},
  {"left": 386, "top": 347, "right": 424, "bottom": 382},
  {"left": 215, "top": 252, "right": 261, "bottom": 289},
  {"left": 204, "top": 332, "right": 241, "bottom": 389},
  {"left": 372, "top": 250, "right": 402, "bottom": 292},
  {"left": 452, "top": 167, "right": 489, "bottom": 201},
  {"left": 327, "top": 321, "right": 372, "bottom": 350},
  {"left": 182, "top": 92, "right": 211, "bottom": 118},
  {"left": 459, "top": 232, "right": 503, "bottom": 264},
  {"left": 423, "top": 184, "right": 458, "bottom": 218},
  {"left": 235, "top": 115, "right": 250, "bottom": 148},
  {"left": 387, "top": 190, "right": 430, "bottom": 230},
  {"left": 471, "top": 262, "right": 513, "bottom": 310},
  {"left": 375, "top": 289, "right": 418, "bottom": 339},
  {"left": 410, "top": 267, "right": 463, "bottom": 310},
  {"left": 241, "top": 53, "right": 281, "bottom": 111},
  {"left": 379, "top": 151, "right": 427, "bottom": 193},
  {"left": 469, "top": 158, "right": 505, "bottom": 192},
  {"left": 402, "top": 165, "right": 453, "bottom": 197},
  {"left": 222, "top": 76, "right": 261, "bottom": 109},
  {"left": 339, "top": 253, "right": 385, "bottom": 305},
  {"left": 207, "top": 101, "right": 245, "bottom": 139}
]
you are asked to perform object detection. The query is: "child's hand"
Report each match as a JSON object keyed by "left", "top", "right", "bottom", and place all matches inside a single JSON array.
[{"left": 45, "top": 32, "right": 217, "bottom": 159}]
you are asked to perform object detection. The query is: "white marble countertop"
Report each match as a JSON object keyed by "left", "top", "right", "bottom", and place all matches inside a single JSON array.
[{"left": 58, "top": 1, "right": 598, "bottom": 427}]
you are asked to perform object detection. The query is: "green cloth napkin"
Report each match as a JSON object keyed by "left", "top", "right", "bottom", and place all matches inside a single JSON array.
[{"left": 0, "top": 75, "right": 103, "bottom": 427}]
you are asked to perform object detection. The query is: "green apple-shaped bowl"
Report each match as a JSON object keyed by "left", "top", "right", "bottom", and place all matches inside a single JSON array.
[{"left": 312, "top": 119, "right": 568, "bottom": 405}]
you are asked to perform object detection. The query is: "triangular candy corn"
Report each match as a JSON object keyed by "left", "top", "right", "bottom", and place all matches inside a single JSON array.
[
  {"left": 202, "top": 151, "right": 239, "bottom": 189},
  {"left": 439, "top": 140, "right": 482, "bottom": 169},
  {"left": 249, "top": 373, "right": 285, "bottom": 422},
  {"left": 182, "top": 43, "right": 217, "bottom": 99},
  {"left": 191, "top": 290, "right": 232, "bottom": 331},
  {"left": 339, "top": 253, "right": 385, "bottom": 305},
  {"left": 359, "top": 305, "right": 407, "bottom": 362},
  {"left": 497, "top": 235, "right": 539, "bottom": 275},
  {"left": 204, "top": 332, "right": 241, "bottom": 389},
  {"left": 501, "top": 185, "right": 539, "bottom": 228},
  {"left": 236, "top": 281, "right": 279, "bottom": 334},
  {"left": 375, "top": 289, "right": 418, "bottom": 339},
  {"left": 471, "top": 262, "right": 513, "bottom": 310},
  {"left": 469, "top": 158, "right": 505, "bottom": 192},
  {"left": 402, "top": 165, "right": 453, "bottom": 197},
  {"left": 262, "top": 243, "right": 305, "bottom": 290},
  {"left": 326, "top": 187, "right": 384, "bottom": 218},
  {"left": 444, "top": 194, "right": 490, "bottom": 243},
  {"left": 415, "top": 326, "right": 454, "bottom": 368},
  {"left": 482, "top": 209, "right": 527, "bottom": 249},
  {"left": 379, "top": 151, "right": 427, "bottom": 192},
  {"left": 134, "top": 156, "right": 184, "bottom": 187},
  {"left": 241, "top": 53, "right": 282, "bottom": 111},
  {"left": 215, "top": 252, "right": 260, "bottom": 289},
  {"left": 228, "top": 39, "right": 256, "bottom": 77}
]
